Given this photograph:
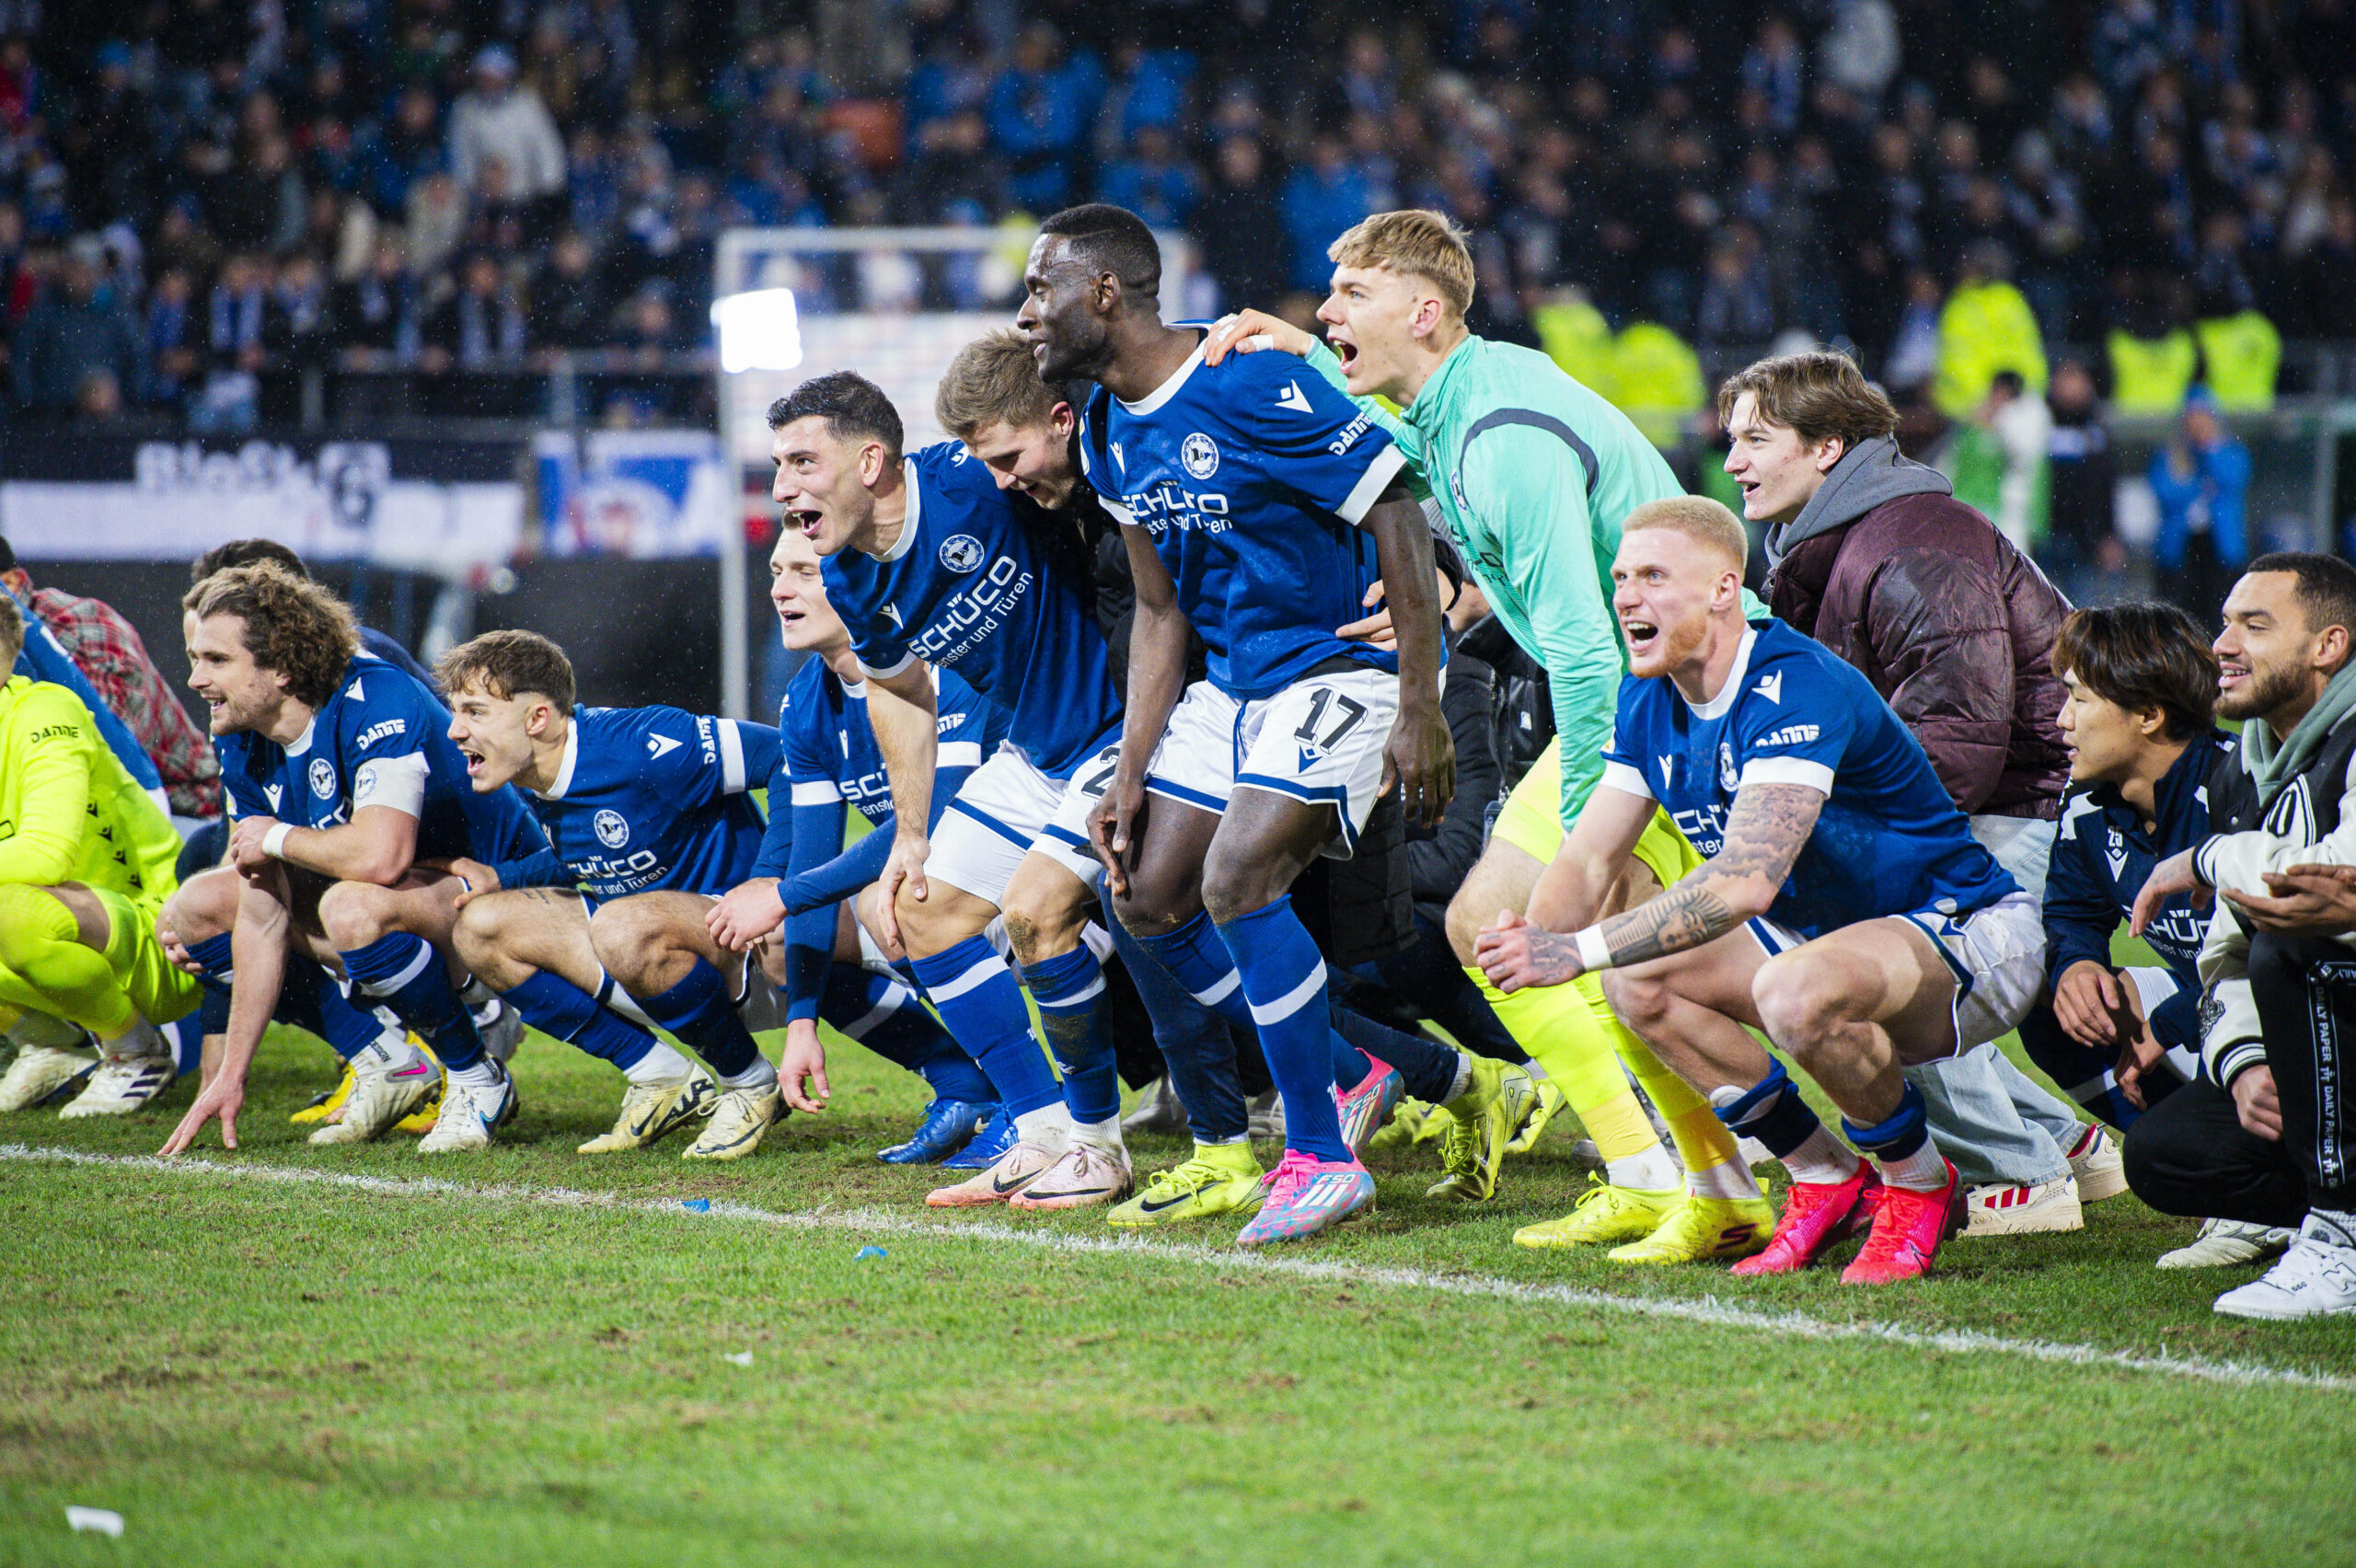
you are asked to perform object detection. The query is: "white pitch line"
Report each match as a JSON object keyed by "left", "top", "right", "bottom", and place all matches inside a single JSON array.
[{"left": 7, "top": 1142, "right": 2352, "bottom": 1395}]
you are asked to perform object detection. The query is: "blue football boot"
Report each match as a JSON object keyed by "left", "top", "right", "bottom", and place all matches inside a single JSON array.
[
  {"left": 939, "top": 1105, "right": 1016, "bottom": 1170},
  {"left": 879, "top": 1099, "right": 994, "bottom": 1165}
]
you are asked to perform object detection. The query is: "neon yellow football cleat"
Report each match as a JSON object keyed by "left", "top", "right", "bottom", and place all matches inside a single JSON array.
[
  {"left": 1605, "top": 1194, "right": 1776, "bottom": 1265},
  {"left": 289, "top": 1060, "right": 356, "bottom": 1125},
  {"left": 1424, "top": 1058, "right": 1539, "bottom": 1203},
  {"left": 1512, "top": 1174, "right": 1683, "bottom": 1249},
  {"left": 1503, "top": 1077, "right": 1567, "bottom": 1156},
  {"left": 1107, "top": 1142, "right": 1266, "bottom": 1228}
]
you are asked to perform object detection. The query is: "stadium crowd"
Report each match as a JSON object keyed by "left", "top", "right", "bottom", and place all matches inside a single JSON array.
[
  {"left": 2, "top": 0, "right": 2352, "bottom": 430},
  {"left": 6, "top": 195, "right": 2356, "bottom": 1323}
]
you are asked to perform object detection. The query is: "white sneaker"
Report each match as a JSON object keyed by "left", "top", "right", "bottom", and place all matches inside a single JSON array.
[
  {"left": 418, "top": 1064, "right": 519, "bottom": 1152},
  {"left": 1246, "top": 1090, "right": 1286, "bottom": 1141},
  {"left": 1007, "top": 1137, "right": 1134, "bottom": 1211},
  {"left": 309, "top": 1043, "right": 440, "bottom": 1145},
  {"left": 2212, "top": 1220, "right": 2356, "bottom": 1320},
  {"left": 2158, "top": 1216, "right": 2298, "bottom": 1270},
  {"left": 1960, "top": 1175, "right": 2085, "bottom": 1236},
  {"left": 59, "top": 1038, "right": 175, "bottom": 1118},
  {"left": 2060, "top": 1122, "right": 2129, "bottom": 1202},
  {"left": 1120, "top": 1076, "right": 1185, "bottom": 1135},
  {"left": 0, "top": 1042, "right": 99, "bottom": 1112},
  {"left": 580, "top": 1069, "right": 718, "bottom": 1153},
  {"left": 681, "top": 1082, "right": 782, "bottom": 1160}
]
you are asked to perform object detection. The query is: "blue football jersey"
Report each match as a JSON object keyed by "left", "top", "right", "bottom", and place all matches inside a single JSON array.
[
  {"left": 525, "top": 705, "right": 781, "bottom": 900},
  {"left": 820, "top": 441, "right": 1120, "bottom": 778},
  {"left": 778, "top": 660, "right": 1009, "bottom": 821},
  {"left": 1079, "top": 333, "right": 1412, "bottom": 699},
  {"left": 1600, "top": 618, "right": 2017, "bottom": 939},
  {"left": 217, "top": 653, "right": 542, "bottom": 865}
]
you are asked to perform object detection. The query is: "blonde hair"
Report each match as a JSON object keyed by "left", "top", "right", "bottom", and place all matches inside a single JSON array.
[
  {"left": 1623, "top": 495, "right": 1750, "bottom": 571},
  {"left": 1326, "top": 209, "right": 1475, "bottom": 321},
  {"left": 935, "top": 329, "right": 1062, "bottom": 443}
]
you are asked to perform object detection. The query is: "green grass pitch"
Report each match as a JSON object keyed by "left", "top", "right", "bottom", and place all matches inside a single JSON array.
[{"left": 3, "top": 1023, "right": 2352, "bottom": 1567}]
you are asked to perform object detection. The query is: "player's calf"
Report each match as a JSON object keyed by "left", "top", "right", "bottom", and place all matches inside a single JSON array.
[{"left": 314, "top": 873, "right": 504, "bottom": 1112}]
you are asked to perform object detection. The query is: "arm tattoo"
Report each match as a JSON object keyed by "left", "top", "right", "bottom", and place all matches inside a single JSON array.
[
  {"left": 1592, "top": 783, "right": 1821, "bottom": 968},
  {"left": 1597, "top": 881, "right": 1740, "bottom": 967}
]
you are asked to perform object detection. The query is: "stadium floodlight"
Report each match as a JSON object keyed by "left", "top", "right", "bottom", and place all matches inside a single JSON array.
[
  {"left": 710, "top": 288, "right": 803, "bottom": 375},
  {"left": 710, "top": 225, "right": 1202, "bottom": 718}
]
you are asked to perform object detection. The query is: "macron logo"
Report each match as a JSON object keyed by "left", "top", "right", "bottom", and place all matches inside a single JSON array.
[
  {"left": 1753, "top": 672, "right": 1783, "bottom": 705},
  {"left": 1659, "top": 755, "right": 1675, "bottom": 786},
  {"left": 1276, "top": 381, "right": 1314, "bottom": 413},
  {"left": 263, "top": 784, "right": 283, "bottom": 812},
  {"left": 882, "top": 604, "right": 904, "bottom": 629},
  {"left": 1110, "top": 441, "right": 1126, "bottom": 474},
  {"left": 646, "top": 733, "right": 683, "bottom": 761}
]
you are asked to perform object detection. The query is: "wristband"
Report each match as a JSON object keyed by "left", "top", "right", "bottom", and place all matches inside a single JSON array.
[
  {"left": 261, "top": 823, "right": 293, "bottom": 860},
  {"left": 1574, "top": 925, "right": 1612, "bottom": 974}
]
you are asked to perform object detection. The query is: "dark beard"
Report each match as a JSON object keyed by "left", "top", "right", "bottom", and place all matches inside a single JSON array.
[{"left": 2217, "top": 660, "right": 2306, "bottom": 723}]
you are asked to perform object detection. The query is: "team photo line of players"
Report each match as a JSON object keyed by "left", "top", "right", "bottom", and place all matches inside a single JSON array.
[{"left": 9, "top": 201, "right": 2354, "bottom": 1318}]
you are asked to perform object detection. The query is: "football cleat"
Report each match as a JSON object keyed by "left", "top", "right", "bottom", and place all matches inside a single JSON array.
[
  {"left": 940, "top": 1106, "right": 1017, "bottom": 1170},
  {"left": 1120, "top": 1077, "right": 1186, "bottom": 1136},
  {"left": 289, "top": 1059, "right": 357, "bottom": 1125},
  {"left": 579, "top": 1069, "right": 718, "bottom": 1154},
  {"left": 1334, "top": 1053, "right": 1403, "bottom": 1157},
  {"left": 2157, "top": 1216, "right": 2297, "bottom": 1270},
  {"left": 2211, "top": 1218, "right": 2356, "bottom": 1320},
  {"left": 1007, "top": 1138, "right": 1133, "bottom": 1212},
  {"left": 2061, "top": 1122, "right": 2129, "bottom": 1203},
  {"left": 1732, "top": 1163, "right": 1880, "bottom": 1277},
  {"left": 1235, "top": 1151, "right": 1375, "bottom": 1246},
  {"left": 309, "top": 1045, "right": 440, "bottom": 1145},
  {"left": 1366, "top": 1099, "right": 1432, "bottom": 1152},
  {"left": 1108, "top": 1143, "right": 1265, "bottom": 1228},
  {"left": 1503, "top": 1076, "right": 1568, "bottom": 1156},
  {"left": 1607, "top": 1194, "right": 1775, "bottom": 1265},
  {"left": 1425, "top": 1059, "right": 1539, "bottom": 1203},
  {"left": 1513, "top": 1175, "right": 1682, "bottom": 1250},
  {"left": 1960, "top": 1175, "right": 2084, "bottom": 1237},
  {"left": 417, "top": 1064, "right": 519, "bottom": 1153},
  {"left": 927, "top": 1138, "right": 1061, "bottom": 1207},
  {"left": 474, "top": 995, "right": 525, "bottom": 1065},
  {"left": 58, "top": 1042, "right": 175, "bottom": 1119},
  {"left": 681, "top": 1083, "right": 782, "bottom": 1161},
  {"left": 0, "top": 1043, "right": 99, "bottom": 1113},
  {"left": 880, "top": 1099, "right": 995, "bottom": 1164},
  {"left": 1840, "top": 1161, "right": 1962, "bottom": 1285}
]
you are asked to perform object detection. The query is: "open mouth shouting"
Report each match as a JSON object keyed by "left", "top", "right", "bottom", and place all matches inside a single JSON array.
[{"left": 1620, "top": 615, "right": 1663, "bottom": 660}]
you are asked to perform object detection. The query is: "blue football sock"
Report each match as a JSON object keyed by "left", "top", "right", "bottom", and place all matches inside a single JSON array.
[
  {"left": 1020, "top": 945, "right": 1121, "bottom": 1125},
  {"left": 1713, "top": 1057, "right": 1826, "bottom": 1157},
  {"left": 340, "top": 932, "right": 484, "bottom": 1071},
  {"left": 910, "top": 936, "right": 1061, "bottom": 1118},
  {"left": 1214, "top": 896, "right": 1349, "bottom": 1164},
  {"left": 1110, "top": 905, "right": 1247, "bottom": 1144},
  {"left": 186, "top": 933, "right": 235, "bottom": 994},
  {"left": 640, "top": 959, "right": 764, "bottom": 1082},
  {"left": 1842, "top": 1080, "right": 1932, "bottom": 1162},
  {"left": 1134, "top": 912, "right": 1254, "bottom": 1031},
  {"left": 504, "top": 970, "right": 655, "bottom": 1071},
  {"left": 303, "top": 961, "right": 392, "bottom": 1062},
  {"left": 821, "top": 968, "right": 993, "bottom": 1102}
]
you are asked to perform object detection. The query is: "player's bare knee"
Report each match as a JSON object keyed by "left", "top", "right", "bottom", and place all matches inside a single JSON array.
[
  {"left": 890, "top": 881, "right": 974, "bottom": 957},
  {"left": 1198, "top": 849, "right": 1277, "bottom": 928},
  {"left": 587, "top": 898, "right": 672, "bottom": 985},
  {"left": 162, "top": 867, "right": 240, "bottom": 947},
  {"left": 451, "top": 897, "right": 509, "bottom": 977},
  {"left": 1001, "top": 894, "right": 1084, "bottom": 966},
  {"left": 1600, "top": 965, "right": 1668, "bottom": 1032},
  {"left": 1752, "top": 953, "right": 1849, "bottom": 1051},
  {"left": 315, "top": 881, "right": 395, "bottom": 951}
]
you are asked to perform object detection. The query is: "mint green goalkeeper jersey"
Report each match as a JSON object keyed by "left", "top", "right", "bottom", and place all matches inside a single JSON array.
[{"left": 1300, "top": 332, "right": 1688, "bottom": 828}]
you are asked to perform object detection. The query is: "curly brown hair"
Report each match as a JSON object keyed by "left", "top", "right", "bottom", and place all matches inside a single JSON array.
[{"left": 186, "top": 563, "right": 360, "bottom": 709}]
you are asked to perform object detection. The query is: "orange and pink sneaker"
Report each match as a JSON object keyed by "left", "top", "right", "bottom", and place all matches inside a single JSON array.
[
  {"left": 1234, "top": 1150, "right": 1375, "bottom": 1247},
  {"left": 1732, "top": 1163, "right": 1881, "bottom": 1277},
  {"left": 1841, "top": 1159, "right": 1963, "bottom": 1286}
]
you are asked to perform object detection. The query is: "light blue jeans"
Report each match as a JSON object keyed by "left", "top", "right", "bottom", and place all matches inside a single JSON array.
[{"left": 1904, "top": 815, "right": 2084, "bottom": 1188}]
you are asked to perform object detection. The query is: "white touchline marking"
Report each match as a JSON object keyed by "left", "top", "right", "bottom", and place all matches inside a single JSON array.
[{"left": 9, "top": 1143, "right": 2351, "bottom": 1395}]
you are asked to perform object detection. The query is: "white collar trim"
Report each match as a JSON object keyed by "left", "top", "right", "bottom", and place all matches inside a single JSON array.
[
  {"left": 1682, "top": 628, "right": 1759, "bottom": 721},
  {"left": 539, "top": 719, "right": 582, "bottom": 800},
  {"left": 1118, "top": 343, "right": 1205, "bottom": 416},
  {"left": 875, "top": 455, "right": 923, "bottom": 564}
]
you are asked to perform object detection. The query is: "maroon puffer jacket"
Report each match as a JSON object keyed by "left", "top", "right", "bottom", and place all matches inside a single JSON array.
[{"left": 1765, "top": 491, "right": 2071, "bottom": 819}]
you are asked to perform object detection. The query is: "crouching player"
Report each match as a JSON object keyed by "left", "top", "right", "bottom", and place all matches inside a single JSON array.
[
  {"left": 704, "top": 525, "right": 1011, "bottom": 1163},
  {"left": 0, "top": 594, "right": 202, "bottom": 1116},
  {"left": 434, "top": 628, "right": 783, "bottom": 1155},
  {"left": 1477, "top": 498, "right": 2044, "bottom": 1283},
  {"left": 159, "top": 565, "right": 544, "bottom": 1155}
]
